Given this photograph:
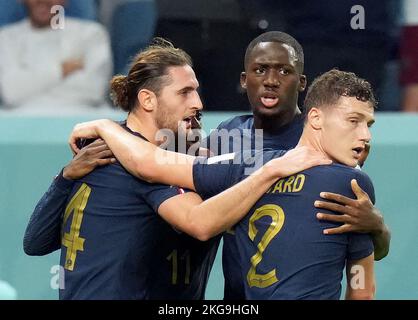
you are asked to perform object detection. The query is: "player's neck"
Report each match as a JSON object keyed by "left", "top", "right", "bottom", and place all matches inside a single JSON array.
[
  {"left": 126, "top": 112, "right": 160, "bottom": 145},
  {"left": 297, "top": 128, "right": 329, "bottom": 160},
  {"left": 253, "top": 106, "right": 301, "bottom": 132}
]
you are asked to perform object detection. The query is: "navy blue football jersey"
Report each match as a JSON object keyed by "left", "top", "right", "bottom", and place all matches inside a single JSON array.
[
  {"left": 205, "top": 114, "right": 304, "bottom": 299},
  {"left": 25, "top": 123, "right": 219, "bottom": 300},
  {"left": 193, "top": 150, "right": 375, "bottom": 299},
  {"left": 204, "top": 114, "right": 304, "bottom": 156}
]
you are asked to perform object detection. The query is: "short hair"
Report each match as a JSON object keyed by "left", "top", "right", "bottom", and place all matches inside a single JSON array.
[
  {"left": 110, "top": 37, "right": 192, "bottom": 112},
  {"left": 244, "top": 31, "right": 304, "bottom": 72},
  {"left": 303, "top": 69, "right": 377, "bottom": 115}
]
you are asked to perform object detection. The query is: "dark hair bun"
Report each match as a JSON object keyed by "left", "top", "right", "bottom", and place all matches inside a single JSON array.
[{"left": 110, "top": 75, "right": 130, "bottom": 111}]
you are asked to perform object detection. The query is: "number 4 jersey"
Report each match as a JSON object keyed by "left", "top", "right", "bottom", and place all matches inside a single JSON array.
[
  {"left": 24, "top": 123, "right": 219, "bottom": 300},
  {"left": 193, "top": 149, "right": 375, "bottom": 299},
  {"left": 59, "top": 162, "right": 218, "bottom": 300}
]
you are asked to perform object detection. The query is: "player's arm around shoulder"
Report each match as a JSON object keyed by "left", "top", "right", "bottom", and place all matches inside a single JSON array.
[
  {"left": 345, "top": 253, "right": 376, "bottom": 300},
  {"left": 157, "top": 162, "right": 282, "bottom": 241},
  {"left": 157, "top": 147, "right": 332, "bottom": 241},
  {"left": 69, "top": 119, "right": 197, "bottom": 189}
]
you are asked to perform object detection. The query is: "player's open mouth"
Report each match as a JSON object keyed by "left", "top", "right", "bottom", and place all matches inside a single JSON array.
[
  {"left": 352, "top": 147, "right": 364, "bottom": 158},
  {"left": 182, "top": 117, "right": 193, "bottom": 129},
  {"left": 261, "top": 96, "right": 279, "bottom": 108},
  {"left": 191, "top": 116, "right": 201, "bottom": 129}
]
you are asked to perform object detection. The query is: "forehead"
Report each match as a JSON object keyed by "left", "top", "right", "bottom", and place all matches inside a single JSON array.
[
  {"left": 248, "top": 42, "right": 297, "bottom": 67},
  {"left": 333, "top": 96, "right": 375, "bottom": 120},
  {"left": 165, "top": 65, "right": 199, "bottom": 89}
]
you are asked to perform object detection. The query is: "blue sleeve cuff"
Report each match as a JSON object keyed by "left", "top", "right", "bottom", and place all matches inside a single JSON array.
[
  {"left": 347, "top": 246, "right": 374, "bottom": 261},
  {"left": 347, "top": 233, "right": 375, "bottom": 261},
  {"left": 150, "top": 186, "right": 183, "bottom": 212},
  {"left": 54, "top": 170, "right": 75, "bottom": 193}
]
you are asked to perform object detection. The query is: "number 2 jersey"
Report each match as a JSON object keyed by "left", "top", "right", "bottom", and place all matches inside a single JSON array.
[
  {"left": 193, "top": 149, "right": 375, "bottom": 299},
  {"left": 205, "top": 114, "right": 304, "bottom": 299},
  {"left": 23, "top": 122, "right": 219, "bottom": 300}
]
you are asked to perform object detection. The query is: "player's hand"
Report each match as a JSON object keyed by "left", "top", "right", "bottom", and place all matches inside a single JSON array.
[
  {"left": 358, "top": 142, "right": 371, "bottom": 168},
  {"left": 63, "top": 139, "right": 116, "bottom": 180},
  {"left": 315, "top": 179, "right": 384, "bottom": 235},
  {"left": 267, "top": 146, "right": 332, "bottom": 178},
  {"left": 69, "top": 119, "right": 112, "bottom": 155}
]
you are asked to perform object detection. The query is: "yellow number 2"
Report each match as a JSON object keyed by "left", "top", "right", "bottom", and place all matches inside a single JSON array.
[
  {"left": 62, "top": 183, "right": 91, "bottom": 271},
  {"left": 247, "top": 204, "right": 285, "bottom": 288}
]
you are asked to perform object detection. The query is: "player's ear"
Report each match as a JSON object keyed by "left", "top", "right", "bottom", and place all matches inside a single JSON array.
[
  {"left": 298, "top": 74, "right": 307, "bottom": 92},
  {"left": 307, "top": 107, "right": 323, "bottom": 130},
  {"left": 240, "top": 72, "right": 247, "bottom": 90},
  {"left": 138, "top": 89, "right": 157, "bottom": 112}
]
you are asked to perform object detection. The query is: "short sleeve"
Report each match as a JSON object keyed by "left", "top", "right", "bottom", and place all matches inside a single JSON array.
[
  {"left": 355, "top": 170, "right": 376, "bottom": 204},
  {"left": 347, "top": 170, "right": 376, "bottom": 260},
  {"left": 141, "top": 183, "right": 185, "bottom": 212},
  {"left": 192, "top": 150, "right": 274, "bottom": 199},
  {"left": 192, "top": 154, "right": 244, "bottom": 199},
  {"left": 347, "top": 233, "right": 374, "bottom": 261}
]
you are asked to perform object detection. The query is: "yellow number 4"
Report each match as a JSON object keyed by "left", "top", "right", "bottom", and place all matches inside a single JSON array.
[
  {"left": 247, "top": 204, "right": 285, "bottom": 288},
  {"left": 62, "top": 183, "right": 91, "bottom": 271}
]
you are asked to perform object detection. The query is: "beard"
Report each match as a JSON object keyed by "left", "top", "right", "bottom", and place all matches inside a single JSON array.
[{"left": 155, "top": 107, "right": 202, "bottom": 155}]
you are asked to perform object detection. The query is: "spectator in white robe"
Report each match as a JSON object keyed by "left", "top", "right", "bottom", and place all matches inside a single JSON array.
[{"left": 0, "top": 0, "right": 112, "bottom": 115}]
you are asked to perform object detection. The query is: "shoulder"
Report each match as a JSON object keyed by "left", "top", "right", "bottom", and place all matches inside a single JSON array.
[
  {"left": 306, "top": 163, "right": 360, "bottom": 177},
  {"left": 353, "top": 166, "right": 373, "bottom": 183},
  {"left": 237, "top": 149, "right": 287, "bottom": 177},
  {"left": 253, "top": 149, "right": 287, "bottom": 163},
  {"left": 204, "top": 149, "right": 283, "bottom": 166},
  {"left": 328, "top": 164, "right": 374, "bottom": 189},
  {"left": 305, "top": 164, "right": 375, "bottom": 201},
  {"left": 217, "top": 114, "right": 253, "bottom": 130},
  {"left": 299, "top": 163, "right": 360, "bottom": 187},
  {"left": 353, "top": 167, "right": 375, "bottom": 202},
  {"left": 0, "top": 19, "right": 28, "bottom": 37}
]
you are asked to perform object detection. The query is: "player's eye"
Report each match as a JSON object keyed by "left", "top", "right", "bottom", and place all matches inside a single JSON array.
[{"left": 255, "top": 67, "right": 265, "bottom": 74}]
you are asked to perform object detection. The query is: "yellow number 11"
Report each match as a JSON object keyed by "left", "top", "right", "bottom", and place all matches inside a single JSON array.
[{"left": 166, "top": 249, "right": 191, "bottom": 285}]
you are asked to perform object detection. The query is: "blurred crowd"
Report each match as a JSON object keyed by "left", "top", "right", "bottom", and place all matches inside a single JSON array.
[{"left": 0, "top": 0, "right": 417, "bottom": 114}]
